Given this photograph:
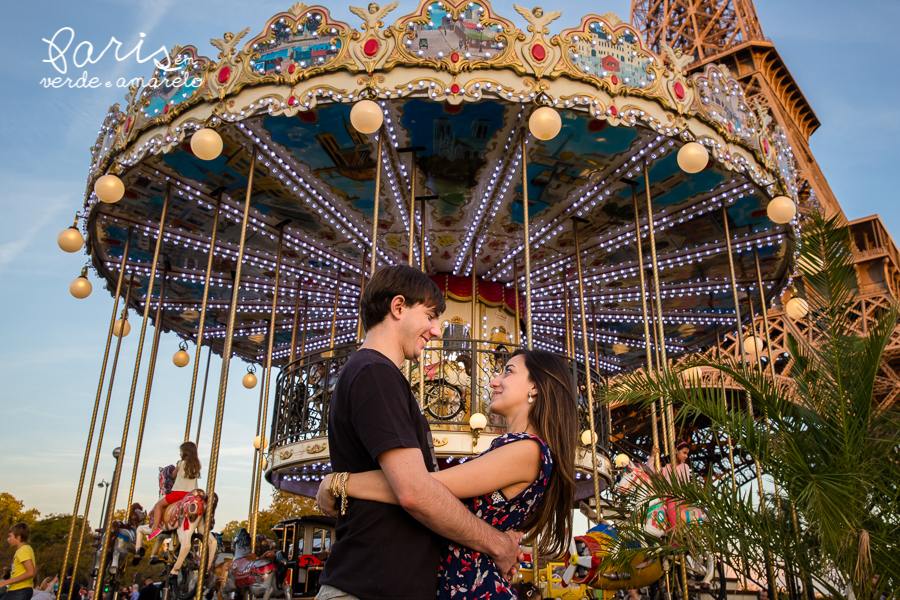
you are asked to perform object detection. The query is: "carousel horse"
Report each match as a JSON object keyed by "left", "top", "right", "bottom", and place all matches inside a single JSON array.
[
  {"left": 90, "top": 503, "right": 146, "bottom": 578},
  {"left": 133, "top": 465, "right": 218, "bottom": 577},
  {"left": 561, "top": 458, "right": 713, "bottom": 590},
  {"left": 220, "top": 529, "right": 293, "bottom": 600}
]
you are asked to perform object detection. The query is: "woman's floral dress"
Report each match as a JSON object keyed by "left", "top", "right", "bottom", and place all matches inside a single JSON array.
[{"left": 438, "top": 432, "right": 554, "bottom": 599}]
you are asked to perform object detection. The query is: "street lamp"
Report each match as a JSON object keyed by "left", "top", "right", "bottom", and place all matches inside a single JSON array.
[{"left": 101, "top": 448, "right": 121, "bottom": 531}]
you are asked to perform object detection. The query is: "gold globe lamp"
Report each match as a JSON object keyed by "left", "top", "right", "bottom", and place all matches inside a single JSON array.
[
  {"left": 580, "top": 429, "right": 597, "bottom": 446},
  {"left": 767, "top": 196, "right": 796, "bottom": 224},
  {"left": 94, "top": 174, "right": 125, "bottom": 203},
  {"left": 349, "top": 99, "right": 384, "bottom": 134},
  {"left": 676, "top": 142, "right": 709, "bottom": 174},
  {"left": 112, "top": 312, "right": 131, "bottom": 338},
  {"left": 786, "top": 296, "right": 809, "bottom": 320},
  {"left": 743, "top": 335, "right": 765, "bottom": 356},
  {"left": 58, "top": 217, "right": 84, "bottom": 253},
  {"left": 254, "top": 435, "right": 269, "bottom": 450},
  {"left": 528, "top": 106, "right": 562, "bottom": 141},
  {"left": 70, "top": 267, "right": 92, "bottom": 299},
  {"left": 190, "top": 128, "right": 224, "bottom": 160},
  {"left": 614, "top": 453, "right": 631, "bottom": 469},
  {"left": 242, "top": 365, "right": 258, "bottom": 389},
  {"left": 173, "top": 341, "right": 191, "bottom": 367}
]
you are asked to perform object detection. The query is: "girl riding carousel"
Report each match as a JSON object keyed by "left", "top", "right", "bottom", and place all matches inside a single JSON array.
[{"left": 146, "top": 442, "right": 202, "bottom": 540}]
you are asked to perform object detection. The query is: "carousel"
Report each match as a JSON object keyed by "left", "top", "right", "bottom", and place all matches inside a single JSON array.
[{"left": 54, "top": 0, "right": 800, "bottom": 598}]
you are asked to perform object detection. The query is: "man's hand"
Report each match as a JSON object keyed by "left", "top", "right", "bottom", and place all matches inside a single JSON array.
[
  {"left": 489, "top": 529, "right": 524, "bottom": 580},
  {"left": 315, "top": 475, "right": 338, "bottom": 517}
]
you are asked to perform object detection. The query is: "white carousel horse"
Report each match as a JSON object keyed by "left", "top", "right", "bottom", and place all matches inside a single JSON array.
[
  {"left": 133, "top": 465, "right": 217, "bottom": 576},
  {"left": 90, "top": 503, "right": 146, "bottom": 578}
]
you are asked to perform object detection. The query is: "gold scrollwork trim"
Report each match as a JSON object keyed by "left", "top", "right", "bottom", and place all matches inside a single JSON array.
[
  {"left": 280, "top": 449, "right": 294, "bottom": 460},
  {"left": 307, "top": 442, "right": 327, "bottom": 454},
  {"left": 433, "top": 437, "right": 449, "bottom": 447}
]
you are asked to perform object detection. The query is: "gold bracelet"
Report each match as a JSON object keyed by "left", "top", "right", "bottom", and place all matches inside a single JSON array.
[
  {"left": 340, "top": 472, "right": 350, "bottom": 516},
  {"left": 329, "top": 472, "right": 344, "bottom": 499}
]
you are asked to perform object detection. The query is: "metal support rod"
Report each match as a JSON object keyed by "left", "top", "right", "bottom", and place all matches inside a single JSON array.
[
  {"left": 753, "top": 248, "right": 778, "bottom": 384},
  {"left": 642, "top": 163, "right": 675, "bottom": 458},
  {"left": 195, "top": 147, "right": 257, "bottom": 600},
  {"left": 357, "top": 256, "right": 366, "bottom": 343},
  {"left": 521, "top": 136, "right": 533, "bottom": 349},
  {"left": 370, "top": 133, "right": 384, "bottom": 278},
  {"left": 563, "top": 278, "right": 573, "bottom": 357},
  {"left": 185, "top": 196, "right": 222, "bottom": 442},
  {"left": 513, "top": 258, "right": 521, "bottom": 345},
  {"left": 126, "top": 262, "right": 168, "bottom": 509},
  {"left": 70, "top": 260, "right": 134, "bottom": 586},
  {"left": 630, "top": 183, "right": 661, "bottom": 468},
  {"left": 194, "top": 345, "right": 213, "bottom": 445},
  {"left": 329, "top": 271, "right": 341, "bottom": 347},
  {"left": 289, "top": 284, "right": 302, "bottom": 366},
  {"left": 419, "top": 197, "right": 427, "bottom": 271},
  {"left": 572, "top": 218, "right": 603, "bottom": 520},
  {"left": 248, "top": 366, "right": 267, "bottom": 527},
  {"left": 591, "top": 301, "right": 600, "bottom": 376},
  {"left": 93, "top": 186, "right": 170, "bottom": 595},
  {"left": 57, "top": 230, "right": 132, "bottom": 599},
  {"left": 300, "top": 296, "right": 310, "bottom": 358},
  {"left": 250, "top": 230, "right": 286, "bottom": 548},
  {"left": 407, "top": 158, "right": 417, "bottom": 267},
  {"left": 471, "top": 242, "right": 479, "bottom": 415},
  {"left": 715, "top": 325, "right": 737, "bottom": 492},
  {"left": 723, "top": 206, "right": 776, "bottom": 600}
]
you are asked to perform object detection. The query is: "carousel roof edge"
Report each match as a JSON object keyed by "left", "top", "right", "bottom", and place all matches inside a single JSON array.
[{"left": 83, "top": 0, "right": 798, "bottom": 207}]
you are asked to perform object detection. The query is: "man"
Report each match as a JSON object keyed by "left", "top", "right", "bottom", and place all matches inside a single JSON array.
[
  {"left": 60, "top": 567, "right": 81, "bottom": 598},
  {"left": 315, "top": 265, "right": 522, "bottom": 600},
  {"left": 128, "top": 584, "right": 139, "bottom": 600},
  {"left": 135, "top": 579, "right": 159, "bottom": 600}
]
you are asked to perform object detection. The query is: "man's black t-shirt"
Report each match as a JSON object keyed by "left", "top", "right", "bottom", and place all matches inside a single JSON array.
[{"left": 320, "top": 349, "right": 441, "bottom": 599}]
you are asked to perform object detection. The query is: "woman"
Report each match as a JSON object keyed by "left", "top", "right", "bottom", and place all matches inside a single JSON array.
[
  {"left": 322, "top": 349, "right": 577, "bottom": 599},
  {"left": 146, "top": 442, "right": 202, "bottom": 540}
]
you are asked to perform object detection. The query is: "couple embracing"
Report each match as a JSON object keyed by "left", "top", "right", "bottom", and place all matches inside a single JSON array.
[{"left": 314, "top": 266, "right": 578, "bottom": 599}]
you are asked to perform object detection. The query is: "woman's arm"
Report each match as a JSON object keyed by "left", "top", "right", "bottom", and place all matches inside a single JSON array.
[{"left": 335, "top": 439, "right": 542, "bottom": 504}]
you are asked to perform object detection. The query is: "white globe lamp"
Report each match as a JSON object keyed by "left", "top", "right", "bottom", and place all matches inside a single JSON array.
[
  {"left": 95, "top": 174, "right": 125, "bottom": 203},
  {"left": 528, "top": 106, "right": 562, "bottom": 141},
  {"left": 190, "top": 128, "right": 224, "bottom": 161},
  {"left": 349, "top": 100, "right": 384, "bottom": 134},
  {"left": 767, "top": 196, "right": 796, "bottom": 224},
  {"left": 676, "top": 142, "right": 709, "bottom": 174}
]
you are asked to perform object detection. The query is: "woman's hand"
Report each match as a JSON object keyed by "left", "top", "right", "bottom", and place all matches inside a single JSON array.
[
  {"left": 651, "top": 446, "right": 659, "bottom": 457},
  {"left": 316, "top": 474, "right": 338, "bottom": 516}
]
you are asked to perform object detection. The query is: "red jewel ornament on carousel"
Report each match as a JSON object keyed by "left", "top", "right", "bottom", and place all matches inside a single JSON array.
[
  {"left": 363, "top": 39, "right": 379, "bottom": 57},
  {"left": 674, "top": 81, "right": 685, "bottom": 99}
]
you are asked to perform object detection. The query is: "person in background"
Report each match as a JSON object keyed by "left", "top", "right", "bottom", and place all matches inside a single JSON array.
[
  {"left": 0, "top": 523, "right": 37, "bottom": 600},
  {"left": 135, "top": 580, "right": 158, "bottom": 600},
  {"left": 60, "top": 567, "right": 81, "bottom": 598}
]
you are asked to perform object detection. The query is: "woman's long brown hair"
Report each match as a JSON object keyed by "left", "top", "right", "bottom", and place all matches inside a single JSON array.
[
  {"left": 180, "top": 441, "right": 202, "bottom": 479},
  {"left": 512, "top": 349, "right": 577, "bottom": 558}
]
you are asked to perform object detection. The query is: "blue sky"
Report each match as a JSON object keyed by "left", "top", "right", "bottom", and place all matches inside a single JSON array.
[{"left": 1, "top": 0, "right": 896, "bottom": 529}]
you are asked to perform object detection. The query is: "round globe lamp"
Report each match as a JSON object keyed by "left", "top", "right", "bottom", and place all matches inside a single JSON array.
[
  {"left": 173, "top": 349, "right": 190, "bottom": 367},
  {"left": 190, "top": 128, "right": 224, "bottom": 161},
  {"left": 528, "top": 106, "right": 562, "bottom": 141},
  {"left": 112, "top": 318, "right": 131, "bottom": 338},
  {"left": 767, "top": 196, "right": 796, "bottom": 224},
  {"left": 242, "top": 371, "right": 258, "bottom": 389},
  {"left": 676, "top": 142, "right": 709, "bottom": 174},
  {"left": 58, "top": 226, "right": 84, "bottom": 253},
  {"left": 580, "top": 429, "right": 597, "bottom": 446},
  {"left": 786, "top": 297, "right": 809, "bottom": 320},
  {"left": 469, "top": 412, "right": 487, "bottom": 431},
  {"left": 743, "top": 335, "right": 764, "bottom": 356},
  {"left": 349, "top": 100, "right": 384, "bottom": 134},
  {"left": 614, "top": 453, "right": 631, "bottom": 469},
  {"left": 254, "top": 435, "right": 269, "bottom": 450},
  {"left": 70, "top": 270, "right": 92, "bottom": 299},
  {"left": 94, "top": 174, "right": 125, "bottom": 203}
]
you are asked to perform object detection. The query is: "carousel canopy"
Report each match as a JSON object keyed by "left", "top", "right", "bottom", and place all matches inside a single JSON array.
[{"left": 81, "top": 0, "right": 798, "bottom": 368}]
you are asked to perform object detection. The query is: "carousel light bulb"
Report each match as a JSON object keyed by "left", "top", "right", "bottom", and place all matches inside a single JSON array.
[
  {"left": 743, "top": 335, "right": 765, "bottom": 355},
  {"left": 242, "top": 371, "right": 258, "bottom": 389},
  {"left": 676, "top": 142, "right": 709, "bottom": 174},
  {"left": 253, "top": 435, "right": 269, "bottom": 450},
  {"left": 786, "top": 297, "right": 809, "bottom": 320},
  {"left": 112, "top": 318, "right": 131, "bottom": 338},
  {"left": 173, "top": 349, "right": 190, "bottom": 367},
  {"left": 190, "top": 128, "right": 224, "bottom": 161},
  {"left": 469, "top": 412, "right": 487, "bottom": 431},
  {"left": 767, "top": 196, "right": 796, "bottom": 224},
  {"left": 261, "top": 456, "right": 268, "bottom": 470},
  {"left": 528, "top": 106, "right": 562, "bottom": 141},
  {"left": 349, "top": 99, "right": 384, "bottom": 134},
  {"left": 94, "top": 174, "right": 125, "bottom": 203},
  {"left": 69, "top": 269, "right": 92, "bottom": 299},
  {"left": 614, "top": 453, "right": 631, "bottom": 468},
  {"left": 58, "top": 226, "right": 84, "bottom": 253},
  {"left": 580, "top": 429, "right": 597, "bottom": 446}
]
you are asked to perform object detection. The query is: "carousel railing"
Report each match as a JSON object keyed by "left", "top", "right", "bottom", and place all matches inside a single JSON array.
[{"left": 270, "top": 338, "right": 610, "bottom": 454}]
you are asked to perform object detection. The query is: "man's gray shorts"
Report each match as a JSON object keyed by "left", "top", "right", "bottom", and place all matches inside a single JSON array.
[{"left": 315, "top": 584, "right": 360, "bottom": 600}]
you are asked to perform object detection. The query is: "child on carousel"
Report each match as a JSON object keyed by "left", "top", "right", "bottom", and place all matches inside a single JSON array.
[
  {"left": 649, "top": 440, "right": 693, "bottom": 528},
  {"left": 146, "top": 442, "right": 202, "bottom": 541}
]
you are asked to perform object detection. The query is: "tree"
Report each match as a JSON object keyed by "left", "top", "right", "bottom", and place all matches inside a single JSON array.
[
  {"left": 606, "top": 213, "right": 900, "bottom": 600},
  {"left": 220, "top": 490, "right": 318, "bottom": 541}
]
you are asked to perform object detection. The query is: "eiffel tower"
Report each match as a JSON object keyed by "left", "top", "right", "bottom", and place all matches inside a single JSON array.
[
  {"left": 611, "top": 0, "right": 900, "bottom": 483},
  {"left": 631, "top": 0, "right": 839, "bottom": 217}
]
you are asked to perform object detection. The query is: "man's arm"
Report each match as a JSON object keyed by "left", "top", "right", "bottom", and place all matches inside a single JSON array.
[{"left": 379, "top": 447, "right": 523, "bottom": 577}]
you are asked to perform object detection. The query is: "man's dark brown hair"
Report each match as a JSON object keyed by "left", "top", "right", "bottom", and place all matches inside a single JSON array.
[
  {"left": 9, "top": 522, "right": 30, "bottom": 543},
  {"left": 360, "top": 265, "right": 446, "bottom": 332}
]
